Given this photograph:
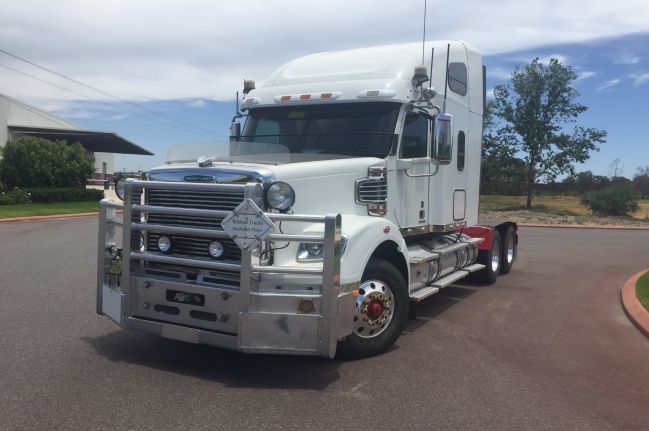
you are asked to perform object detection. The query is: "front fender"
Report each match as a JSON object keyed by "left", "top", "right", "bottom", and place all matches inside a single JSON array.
[{"left": 338, "top": 215, "right": 407, "bottom": 285}]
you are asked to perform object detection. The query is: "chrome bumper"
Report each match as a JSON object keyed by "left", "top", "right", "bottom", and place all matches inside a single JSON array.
[{"left": 97, "top": 180, "right": 353, "bottom": 358}]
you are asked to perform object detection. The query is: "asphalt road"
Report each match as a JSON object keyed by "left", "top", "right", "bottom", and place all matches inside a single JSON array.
[{"left": 1, "top": 217, "right": 649, "bottom": 431}]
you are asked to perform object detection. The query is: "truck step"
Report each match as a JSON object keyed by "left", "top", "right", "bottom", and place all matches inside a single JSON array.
[
  {"left": 408, "top": 249, "right": 438, "bottom": 264},
  {"left": 431, "top": 270, "right": 469, "bottom": 288},
  {"left": 462, "top": 263, "right": 485, "bottom": 273},
  {"left": 409, "top": 285, "right": 440, "bottom": 302}
]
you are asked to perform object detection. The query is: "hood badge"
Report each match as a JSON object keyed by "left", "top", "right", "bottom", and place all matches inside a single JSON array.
[{"left": 184, "top": 175, "right": 214, "bottom": 182}]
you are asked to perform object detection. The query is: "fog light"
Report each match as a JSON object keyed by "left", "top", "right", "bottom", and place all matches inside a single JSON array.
[
  {"left": 298, "top": 299, "right": 315, "bottom": 314},
  {"left": 157, "top": 236, "right": 172, "bottom": 252},
  {"left": 208, "top": 240, "right": 224, "bottom": 258}
]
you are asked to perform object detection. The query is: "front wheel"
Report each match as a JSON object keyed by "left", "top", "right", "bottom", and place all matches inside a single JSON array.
[{"left": 338, "top": 258, "right": 409, "bottom": 358}]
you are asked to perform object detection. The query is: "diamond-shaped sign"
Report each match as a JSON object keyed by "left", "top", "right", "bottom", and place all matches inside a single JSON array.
[{"left": 221, "top": 198, "right": 275, "bottom": 251}]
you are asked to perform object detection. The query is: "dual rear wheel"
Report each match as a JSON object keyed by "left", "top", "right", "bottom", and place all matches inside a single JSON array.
[{"left": 477, "top": 226, "right": 516, "bottom": 284}]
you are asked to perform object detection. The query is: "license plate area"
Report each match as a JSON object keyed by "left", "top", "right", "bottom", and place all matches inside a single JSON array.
[{"left": 166, "top": 289, "right": 205, "bottom": 306}]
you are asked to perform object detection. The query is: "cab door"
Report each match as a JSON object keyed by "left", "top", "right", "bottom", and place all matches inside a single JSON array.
[{"left": 394, "top": 111, "right": 431, "bottom": 229}]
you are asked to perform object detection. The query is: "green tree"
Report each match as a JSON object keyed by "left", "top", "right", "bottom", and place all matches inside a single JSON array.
[
  {"left": 633, "top": 166, "right": 649, "bottom": 198},
  {"left": 480, "top": 100, "right": 527, "bottom": 195},
  {"left": 582, "top": 184, "right": 639, "bottom": 217},
  {"left": 491, "top": 58, "right": 607, "bottom": 208},
  {"left": 0, "top": 136, "right": 94, "bottom": 189}
]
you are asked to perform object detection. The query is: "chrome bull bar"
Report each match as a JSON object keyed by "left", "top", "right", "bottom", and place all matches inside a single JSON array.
[{"left": 97, "top": 179, "right": 344, "bottom": 357}]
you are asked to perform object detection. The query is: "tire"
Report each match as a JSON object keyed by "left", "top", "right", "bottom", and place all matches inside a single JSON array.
[
  {"left": 477, "top": 230, "right": 502, "bottom": 285},
  {"left": 499, "top": 226, "right": 516, "bottom": 275},
  {"left": 338, "top": 258, "right": 409, "bottom": 359}
]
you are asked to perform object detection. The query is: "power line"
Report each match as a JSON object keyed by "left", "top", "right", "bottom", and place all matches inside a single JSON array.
[
  {"left": 0, "top": 62, "right": 215, "bottom": 138},
  {"left": 0, "top": 47, "right": 218, "bottom": 137}
]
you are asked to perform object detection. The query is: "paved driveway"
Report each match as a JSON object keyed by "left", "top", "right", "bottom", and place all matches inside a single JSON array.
[{"left": 1, "top": 218, "right": 648, "bottom": 430}]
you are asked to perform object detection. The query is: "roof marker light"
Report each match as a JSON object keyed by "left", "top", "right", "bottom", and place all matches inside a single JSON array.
[
  {"left": 357, "top": 89, "right": 397, "bottom": 99},
  {"left": 321, "top": 92, "right": 333, "bottom": 99},
  {"left": 280, "top": 95, "right": 291, "bottom": 102},
  {"left": 299, "top": 94, "right": 311, "bottom": 100}
]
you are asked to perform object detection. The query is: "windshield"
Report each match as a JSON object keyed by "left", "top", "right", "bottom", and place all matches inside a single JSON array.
[{"left": 229, "top": 102, "right": 400, "bottom": 163}]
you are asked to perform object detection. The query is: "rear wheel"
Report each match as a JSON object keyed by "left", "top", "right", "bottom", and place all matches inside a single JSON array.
[
  {"left": 477, "top": 230, "right": 502, "bottom": 285},
  {"left": 338, "top": 258, "right": 409, "bottom": 358},
  {"left": 499, "top": 226, "right": 516, "bottom": 275}
]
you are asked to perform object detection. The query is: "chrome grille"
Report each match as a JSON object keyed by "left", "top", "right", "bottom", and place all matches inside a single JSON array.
[
  {"left": 356, "top": 178, "right": 388, "bottom": 203},
  {"left": 145, "top": 187, "right": 244, "bottom": 262}
]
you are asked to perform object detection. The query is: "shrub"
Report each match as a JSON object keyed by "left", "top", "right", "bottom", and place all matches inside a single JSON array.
[
  {"left": 0, "top": 136, "right": 94, "bottom": 188},
  {"left": 0, "top": 188, "right": 31, "bottom": 205},
  {"left": 581, "top": 185, "right": 639, "bottom": 217},
  {"left": 0, "top": 193, "right": 15, "bottom": 205},
  {"left": 27, "top": 187, "right": 104, "bottom": 203},
  {"left": 0, "top": 187, "right": 102, "bottom": 205}
]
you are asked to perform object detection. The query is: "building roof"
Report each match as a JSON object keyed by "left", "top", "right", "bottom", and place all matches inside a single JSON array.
[{"left": 7, "top": 125, "right": 153, "bottom": 155}]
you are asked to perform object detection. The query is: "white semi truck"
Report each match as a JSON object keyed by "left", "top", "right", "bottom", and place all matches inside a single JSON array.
[{"left": 98, "top": 40, "right": 518, "bottom": 358}]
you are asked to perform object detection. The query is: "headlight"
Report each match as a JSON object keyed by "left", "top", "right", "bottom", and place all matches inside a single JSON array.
[
  {"left": 266, "top": 182, "right": 295, "bottom": 211},
  {"left": 297, "top": 236, "right": 347, "bottom": 261},
  {"left": 157, "top": 236, "right": 172, "bottom": 253},
  {"left": 208, "top": 240, "right": 224, "bottom": 258}
]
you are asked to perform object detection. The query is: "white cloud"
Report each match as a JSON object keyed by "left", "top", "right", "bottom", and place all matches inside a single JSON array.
[
  {"left": 486, "top": 88, "right": 495, "bottom": 99},
  {"left": 487, "top": 67, "right": 513, "bottom": 80},
  {"left": 597, "top": 78, "right": 621, "bottom": 91},
  {"left": 576, "top": 71, "right": 596, "bottom": 80},
  {"left": 188, "top": 99, "right": 206, "bottom": 108},
  {"left": 0, "top": 0, "right": 648, "bottom": 105},
  {"left": 536, "top": 54, "right": 568, "bottom": 65},
  {"left": 630, "top": 73, "right": 649, "bottom": 86},
  {"left": 613, "top": 52, "right": 640, "bottom": 64}
]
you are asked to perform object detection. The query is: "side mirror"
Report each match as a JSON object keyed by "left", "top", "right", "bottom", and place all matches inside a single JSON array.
[
  {"left": 114, "top": 176, "right": 126, "bottom": 201},
  {"left": 433, "top": 113, "right": 453, "bottom": 164}
]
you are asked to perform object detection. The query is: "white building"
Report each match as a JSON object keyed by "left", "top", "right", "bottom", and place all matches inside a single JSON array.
[{"left": 0, "top": 93, "right": 152, "bottom": 182}]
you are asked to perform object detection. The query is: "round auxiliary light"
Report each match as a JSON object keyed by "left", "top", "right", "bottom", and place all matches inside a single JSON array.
[
  {"left": 266, "top": 182, "right": 295, "bottom": 212},
  {"left": 306, "top": 243, "right": 323, "bottom": 257},
  {"left": 157, "top": 236, "right": 172, "bottom": 253},
  {"left": 208, "top": 240, "right": 225, "bottom": 259}
]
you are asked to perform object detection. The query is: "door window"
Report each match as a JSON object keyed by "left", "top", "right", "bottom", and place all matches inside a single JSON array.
[{"left": 399, "top": 112, "right": 428, "bottom": 159}]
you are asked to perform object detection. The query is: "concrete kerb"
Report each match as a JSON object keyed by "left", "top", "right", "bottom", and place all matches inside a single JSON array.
[
  {"left": 0, "top": 212, "right": 99, "bottom": 223},
  {"left": 518, "top": 223, "right": 649, "bottom": 231},
  {"left": 620, "top": 270, "right": 649, "bottom": 339}
]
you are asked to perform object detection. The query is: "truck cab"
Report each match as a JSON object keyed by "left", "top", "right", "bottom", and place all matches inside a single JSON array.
[{"left": 98, "top": 41, "right": 517, "bottom": 358}]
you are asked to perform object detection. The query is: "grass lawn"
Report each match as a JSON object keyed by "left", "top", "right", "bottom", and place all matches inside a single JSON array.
[
  {"left": 0, "top": 201, "right": 99, "bottom": 219},
  {"left": 480, "top": 194, "right": 649, "bottom": 219},
  {"left": 637, "top": 271, "right": 649, "bottom": 312}
]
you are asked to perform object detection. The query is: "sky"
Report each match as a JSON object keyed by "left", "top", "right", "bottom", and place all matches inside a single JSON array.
[{"left": 1, "top": 0, "right": 648, "bottom": 176}]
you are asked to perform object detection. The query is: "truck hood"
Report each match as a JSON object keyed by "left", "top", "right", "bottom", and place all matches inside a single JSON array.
[{"left": 148, "top": 157, "right": 382, "bottom": 215}]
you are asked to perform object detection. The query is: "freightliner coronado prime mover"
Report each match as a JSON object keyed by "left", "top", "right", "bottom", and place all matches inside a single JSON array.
[{"left": 98, "top": 41, "right": 518, "bottom": 358}]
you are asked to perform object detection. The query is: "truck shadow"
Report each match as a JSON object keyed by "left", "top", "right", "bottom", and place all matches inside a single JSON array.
[
  {"left": 404, "top": 284, "right": 480, "bottom": 333},
  {"left": 82, "top": 331, "right": 341, "bottom": 390},
  {"left": 83, "top": 282, "right": 485, "bottom": 387}
]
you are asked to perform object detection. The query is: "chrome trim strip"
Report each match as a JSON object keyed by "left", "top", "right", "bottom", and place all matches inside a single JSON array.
[
  {"left": 130, "top": 251, "right": 242, "bottom": 271},
  {"left": 132, "top": 204, "right": 230, "bottom": 218},
  {"left": 251, "top": 265, "right": 323, "bottom": 275},
  {"left": 400, "top": 221, "right": 468, "bottom": 237},
  {"left": 132, "top": 223, "right": 231, "bottom": 239}
]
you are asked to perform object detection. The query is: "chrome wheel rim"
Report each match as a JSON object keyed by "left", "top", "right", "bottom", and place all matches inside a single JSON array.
[
  {"left": 506, "top": 235, "right": 515, "bottom": 264},
  {"left": 353, "top": 279, "right": 394, "bottom": 339},
  {"left": 491, "top": 241, "right": 501, "bottom": 273}
]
